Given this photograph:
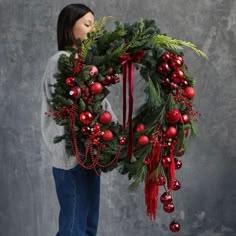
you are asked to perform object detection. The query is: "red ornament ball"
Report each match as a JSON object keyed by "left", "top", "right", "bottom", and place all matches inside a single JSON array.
[
  {"left": 161, "top": 156, "right": 172, "bottom": 168},
  {"left": 89, "top": 82, "right": 103, "bottom": 95},
  {"left": 69, "top": 87, "right": 81, "bottom": 99},
  {"left": 99, "top": 111, "right": 112, "bottom": 124},
  {"left": 166, "top": 109, "right": 181, "bottom": 124},
  {"left": 119, "top": 137, "right": 127, "bottom": 145},
  {"left": 165, "top": 126, "right": 177, "bottom": 138},
  {"left": 102, "top": 75, "right": 113, "bottom": 85},
  {"left": 181, "top": 114, "right": 190, "bottom": 124},
  {"left": 160, "top": 192, "right": 173, "bottom": 204},
  {"left": 161, "top": 52, "right": 173, "bottom": 61},
  {"left": 173, "top": 179, "right": 181, "bottom": 191},
  {"left": 157, "top": 62, "right": 171, "bottom": 76},
  {"left": 88, "top": 65, "right": 98, "bottom": 78},
  {"left": 170, "top": 220, "right": 181, "bottom": 232},
  {"left": 184, "top": 86, "right": 195, "bottom": 100},
  {"left": 136, "top": 123, "right": 145, "bottom": 132},
  {"left": 138, "top": 135, "right": 150, "bottom": 146},
  {"left": 79, "top": 111, "right": 94, "bottom": 125},
  {"left": 102, "top": 130, "right": 113, "bottom": 141},
  {"left": 66, "top": 77, "right": 75, "bottom": 87},
  {"left": 81, "top": 126, "right": 90, "bottom": 135},
  {"left": 157, "top": 175, "right": 166, "bottom": 185},
  {"left": 174, "top": 158, "right": 182, "bottom": 169},
  {"left": 92, "top": 123, "right": 101, "bottom": 134},
  {"left": 163, "top": 202, "right": 175, "bottom": 213}
]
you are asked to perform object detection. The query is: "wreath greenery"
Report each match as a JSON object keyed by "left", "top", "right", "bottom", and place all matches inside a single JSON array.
[{"left": 46, "top": 17, "right": 207, "bottom": 229}]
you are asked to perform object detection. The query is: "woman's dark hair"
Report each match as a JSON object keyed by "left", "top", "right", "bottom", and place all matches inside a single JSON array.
[{"left": 57, "top": 4, "right": 94, "bottom": 50}]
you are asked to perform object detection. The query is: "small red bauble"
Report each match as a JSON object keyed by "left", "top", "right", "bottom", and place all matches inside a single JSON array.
[
  {"left": 102, "top": 130, "right": 113, "bottom": 141},
  {"left": 79, "top": 111, "right": 94, "bottom": 125},
  {"left": 89, "top": 82, "right": 103, "bottom": 95},
  {"left": 160, "top": 192, "right": 173, "bottom": 204},
  {"left": 69, "top": 87, "right": 81, "bottom": 99},
  {"left": 88, "top": 65, "right": 98, "bottom": 78},
  {"left": 138, "top": 135, "right": 150, "bottom": 146},
  {"left": 119, "top": 137, "right": 127, "bottom": 145},
  {"left": 170, "top": 82, "right": 178, "bottom": 90},
  {"left": 92, "top": 123, "right": 101, "bottom": 134},
  {"left": 166, "top": 109, "right": 181, "bottom": 124},
  {"left": 173, "top": 179, "right": 181, "bottom": 191},
  {"left": 170, "top": 220, "right": 181, "bottom": 232},
  {"left": 81, "top": 126, "right": 90, "bottom": 135},
  {"left": 175, "top": 68, "right": 185, "bottom": 80},
  {"left": 161, "top": 52, "right": 173, "bottom": 61},
  {"left": 136, "top": 123, "right": 145, "bottom": 132},
  {"left": 176, "top": 147, "right": 185, "bottom": 157},
  {"left": 171, "top": 71, "right": 181, "bottom": 83},
  {"left": 102, "top": 75, "right": 113, "bottom": 85},
  {"left": 165, "top": 126, "right": 177, "bottom": 138},
  {"left": 66, "top": 77, "right": 75, "bottom": 87},
  {"left": 157, "top": 175, "right": 166, "bottom": 185},
  {"left": 163, "top": 202, "right": 175, "bottom": 213},
  {"left": 184, "top": 129, "right": 189, "bottom": 137},
  {"left": 174, "top": 158, "right": 182, "bottom": 169},
  {"left": 99, "top": 111, "right": 112, "bottom": 124},
  {"left": 157, "top": 62, "right": 171, "bottom": 76},
  {"left": 184, "top": 86, "right": 195, "bottom": 100},
  {"left": 161, "top": 77, "right": 170, "bottom": 86},
  {"left": 112, "top": 74, "right": 120, "bottom": 84},
  {"left": 161, "top": 156, "right": 172, "bottom": 168},
  {"left": 181, "top": 114, "right": 190, "bottom": 124}
]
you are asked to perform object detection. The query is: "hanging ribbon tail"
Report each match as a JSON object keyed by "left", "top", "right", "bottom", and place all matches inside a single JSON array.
[
  {"left": 168, "top": 141, "right": 177, "bottom": 190},
  {"left": 144, "top": 141, "right": 162, "bottom": 221},
  {"left": 119, "top": 51, "right": 145, "bottom": 161}
]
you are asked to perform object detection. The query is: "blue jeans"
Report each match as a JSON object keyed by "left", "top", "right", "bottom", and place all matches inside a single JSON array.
[{"left": 52, "top": 164, "right": 100, "bottom": 236}]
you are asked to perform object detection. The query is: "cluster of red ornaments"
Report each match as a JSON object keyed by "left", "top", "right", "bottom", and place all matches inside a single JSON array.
[{"left": 102, "top": 67, "right": 120, "bottom": 86}]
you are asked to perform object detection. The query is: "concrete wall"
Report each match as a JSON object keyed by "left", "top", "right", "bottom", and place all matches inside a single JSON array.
[{"left": 0, "top": 0, "right": 236, "bottom": 235}]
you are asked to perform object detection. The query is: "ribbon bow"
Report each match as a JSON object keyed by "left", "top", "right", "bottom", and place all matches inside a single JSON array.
[{"left": 119, "top": 51, "right": 145, "bottom": 160}]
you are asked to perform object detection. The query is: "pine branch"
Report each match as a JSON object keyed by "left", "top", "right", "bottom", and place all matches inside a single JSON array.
[{"left": 152, "top": 35, "right": 208, "bottom": 59}]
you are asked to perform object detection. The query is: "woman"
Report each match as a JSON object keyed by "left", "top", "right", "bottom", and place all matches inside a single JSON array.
[{"left": 41, "top": 3, "right": 116, "bottom": 236}]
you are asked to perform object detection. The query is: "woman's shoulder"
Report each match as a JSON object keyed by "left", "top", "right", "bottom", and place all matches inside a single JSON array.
[{"left": 48, "top": 50, "right": 71, "bottom": 63}]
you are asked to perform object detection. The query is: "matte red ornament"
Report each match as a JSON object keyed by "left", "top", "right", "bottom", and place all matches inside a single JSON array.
[
  {"left": 163, "top": 202, "right": 175, "bottom": 213},
  {"left": 166, "top": 109, "right": 181, "bottom": 124},
  {"left": 79, "top": 111, "right": 94, "bottom": 125},
  {"left": 165, "top": 126, "right": 177, "bottom": 138},
  {"left": 89, "top": 82, "right": 103, "bottom": 94},
  {"left": 102, "top": 130, "right": 113, "bottom": 141},
  {"left": 170, "top": 220, "right": 181, "bottom": 232},
  {"left": 136, "top": 123, "right": 145, "bottom": 132},
  {"left": 69, "top": 87, "right": 81, "bottom": 99},
  {"left": 157, "top": 175, "right": 166, "bottom": 185},
  {"left": 181, "top": 114, "right": 190, "bottom": 124},
  {"left": 174, "top": 158, "right": 182, "bottom": 169},
  {"left": 99, "top": 111, "right": 112, "bottom": 124},
  {"left": 88, "top": 65, "right": 98, "bottom": 78},
  {"left": 157, "top": 62, "right": 171, "bottom": 76},
  {"left": 173, "top": 179, "right": 181, "bottom": 191},
  {"left": 138, "top": 135, "right": 150, "bottom": 146},
  {"left": 161, "top": 156, "right": 172, "bottom": 168},
  {"left": 160, "top": 192, "right": 173, "bottom": 204},
  {"left": 184, "top": 86, "right": 195, "bottom": 100},
  {"left": 66, "top": 77, "right": 75, "bottom": 87}
]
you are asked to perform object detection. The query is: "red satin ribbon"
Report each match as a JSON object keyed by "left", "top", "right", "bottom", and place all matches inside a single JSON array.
[{"left": 119, "top": 51, "right": 145, "bottom": 160}]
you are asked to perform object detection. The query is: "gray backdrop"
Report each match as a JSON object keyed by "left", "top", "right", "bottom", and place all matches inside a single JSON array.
[{"left": 1, "top": 0, "right": 236, "bottom": 235}]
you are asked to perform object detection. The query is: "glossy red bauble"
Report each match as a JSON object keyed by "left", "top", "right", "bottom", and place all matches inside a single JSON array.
[
  {"left": 160, "top": 192, "right": 173, "bottom": 204},
  {"left": 161, "top": 156, "right": 172, "bottom": 168},
  {"left": 66, "top": 77, "right": 75, "bottom": 87},
  {"left": 102, "top": 130, "right": 113, "bottom": 141},
  {"left": 157, "top": 62, "right": 171, "bottom": 76},
  {"left": 138, "top": 135, "right": 150, "bottom": 146},
  {"left": 102, "top": 75, "right": 113, "bottom": 85},
  {"left": 157, "top": 175, "right": 166, "bottom": 185},
  {"left": 181, "top": 114, "right": 190, "bottom": 124},
  {"left": 119, "top": 137, "right": 127, "bottom": 145},
  {"left": 161, "top": 52, "right": 173, "bottom": 61},
  {"left": 79, "top": 111, "right": 94, "bottom": 125},
  {"left": 99, "top": 111, "right": 112, "bottom": 124},
  {"left": 184, "top": 86, "right": 195, "bottom": 100},
  {"left": 166, "top": 109, "right": 181, "bottom": 124},
  {"left": 163, "top": 202, "right": 175, "bottom": 213},
  {"left": 173, "top": 179, "right": 181, "bottom": 191},
  {"left": 165, "top": 126, "right": 177, "bottom": 138},
  {"left": 92, "top": 123, "right": 101, "bottom": 134},
  {"left": 136, "top": 123, "right": 145, "bottom": 132},
  {"left": 89, "top": 82, "right": 103, "bottom": 94},
  {"left": 174, "top": 158, "right": 182, "bottom": 169},
  {"left": 81, "top": 126, "right": 90, "bottom": 135},
  {"left": 170, "top": 220, "right": 181, "bottom": 232},
  {"left": 88, "top": 65, "right": 98, "bottom": 78},
  {"left": 69, "top": 87, "right": 81, "bottom": 99}
]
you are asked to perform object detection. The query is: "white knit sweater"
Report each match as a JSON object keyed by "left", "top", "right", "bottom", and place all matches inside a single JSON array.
[{"left": 40, "top": 50, "right": 117, "bottom": 170}]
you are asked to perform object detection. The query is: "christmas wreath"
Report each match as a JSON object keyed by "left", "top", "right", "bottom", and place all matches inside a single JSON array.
[{"left": 46, "top": 17, "right": 207, "bottom": 232}]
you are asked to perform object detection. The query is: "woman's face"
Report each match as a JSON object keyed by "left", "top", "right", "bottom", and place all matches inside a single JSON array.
[{"left": 72, "top": 12, "right": 94, "bottom": 43}]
